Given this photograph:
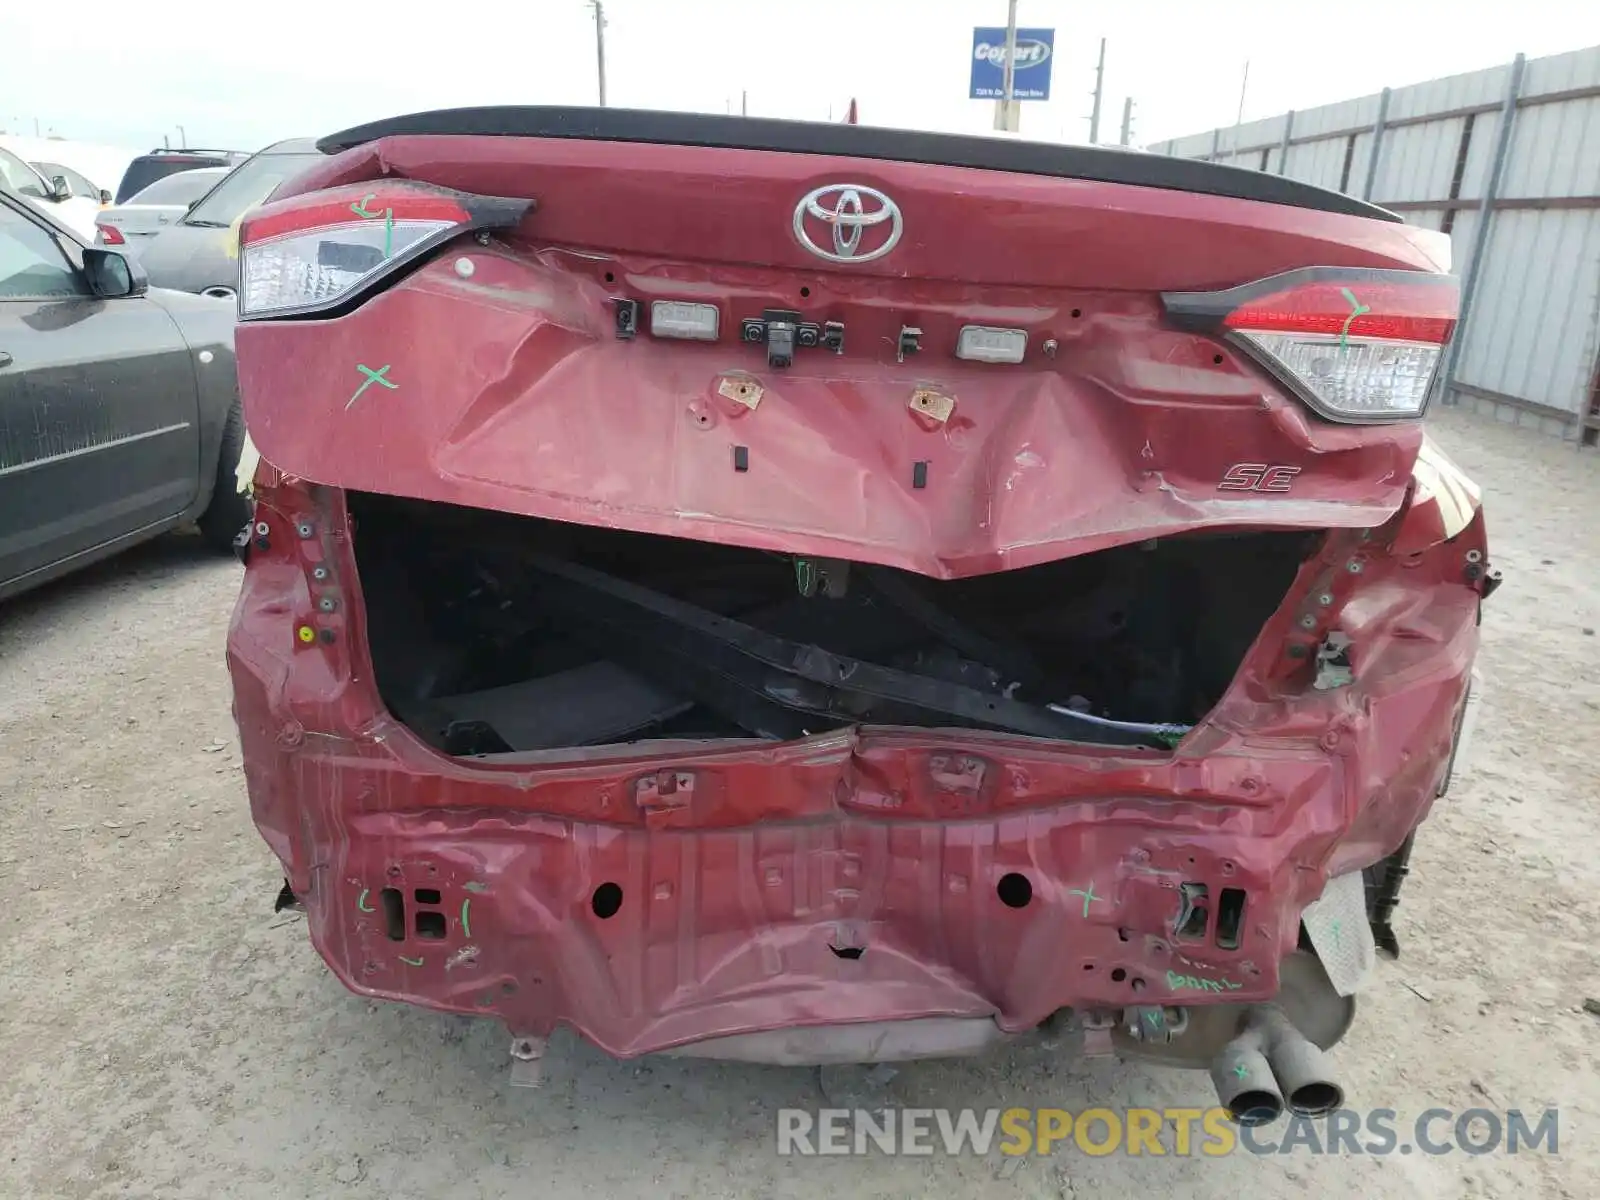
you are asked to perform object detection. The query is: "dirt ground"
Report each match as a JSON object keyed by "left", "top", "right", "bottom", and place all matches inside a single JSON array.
[{"left": 1, "top": 407, "right": 1597, "bottom": 1199}]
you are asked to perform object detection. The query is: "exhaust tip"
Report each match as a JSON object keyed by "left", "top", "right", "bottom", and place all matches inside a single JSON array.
[
  {"left": 1288, "top": 1080, "right": 1343, "bottom": 1117},
  {"left": 1228, "top": 1091, "right": 1285, "bottom": 1127}
]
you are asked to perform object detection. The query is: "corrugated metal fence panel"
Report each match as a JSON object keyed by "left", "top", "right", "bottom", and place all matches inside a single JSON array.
[
  {"left": 1502, "top": 95, "right": 1600, "bottom": 197},
  {"left": 1455, "top": 208, "right": 1600, "bottom": 416},
  {"left": 1447, "top": 209, "right": 1481, "bottom": 282},
  {"left": 1371, "top": 119, "right": 1463, "bottom": 204},
  {"left": 1388, "top": 62, "right": 1512, "bottom": 122},
  {"left": 1456, "top": 109, "right": 1506, "bottom": 202},
  {"left": 1521, "top": 44, "right": 1600, "bottom": 99},
  {"left": 1283, "top": 137, "right": 1347, "bottom": 191}
]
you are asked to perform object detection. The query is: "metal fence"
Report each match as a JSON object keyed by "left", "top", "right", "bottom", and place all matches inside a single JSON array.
[{"left": 1150, "top": 46, "right": 1600, "bottom": 444}]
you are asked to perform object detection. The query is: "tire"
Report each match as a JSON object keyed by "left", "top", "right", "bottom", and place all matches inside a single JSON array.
[{"left": 197, "top": 398, "right": 254, "bottom": 552}]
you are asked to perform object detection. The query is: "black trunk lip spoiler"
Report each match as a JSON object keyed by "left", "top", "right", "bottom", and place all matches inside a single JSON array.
[{"left": 318, "top": 106, "right": 1402, "bottom": 225}]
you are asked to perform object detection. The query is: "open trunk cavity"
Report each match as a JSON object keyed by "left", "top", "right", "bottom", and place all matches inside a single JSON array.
[{"left": 349, "top": 493, "right": 1316, "bottom": 755}]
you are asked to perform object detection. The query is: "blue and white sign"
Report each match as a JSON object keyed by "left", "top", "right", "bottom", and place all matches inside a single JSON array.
[{"left": 969, "top": 27, "right": 1055, "bottom": 100}]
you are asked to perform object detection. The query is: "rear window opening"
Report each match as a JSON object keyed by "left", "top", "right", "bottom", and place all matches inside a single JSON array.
[{"left": 347, "top": 493, "right": 1316, "bottom": 756}]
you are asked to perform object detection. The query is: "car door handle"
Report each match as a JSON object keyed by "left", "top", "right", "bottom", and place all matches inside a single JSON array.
[{"left": 0, "top": 351, "right": 13, "bottom": 368}]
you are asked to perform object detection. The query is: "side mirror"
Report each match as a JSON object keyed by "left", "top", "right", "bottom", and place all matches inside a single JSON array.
[
  {"left": 82, "top": 247, "right": 149, "bottom": 299},
  {"left": 50, "top": 175, "right": 72, "bottom": 202},
  {"left": 98, "top": 188, "right": 112, "bottom": 205}
]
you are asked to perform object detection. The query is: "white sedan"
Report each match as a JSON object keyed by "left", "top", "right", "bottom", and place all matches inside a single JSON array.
[
  {"left": 0, "top": 145, "right": 100, "bottom": 240},
  {"left": 94, "top": 167, "right": 229, "bottom": 255}
]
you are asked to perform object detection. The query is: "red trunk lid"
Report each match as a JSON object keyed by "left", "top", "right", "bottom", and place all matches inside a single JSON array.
[{"left": 236, "top": 115, "right": 1451, "bottom": 577}]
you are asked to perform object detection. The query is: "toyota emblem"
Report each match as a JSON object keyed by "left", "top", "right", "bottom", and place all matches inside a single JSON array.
[{"left": 793, "top": 184, "right": 903, "bottom": 263}]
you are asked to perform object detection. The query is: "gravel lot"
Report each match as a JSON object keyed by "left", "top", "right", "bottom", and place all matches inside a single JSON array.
[{"left": 2, "top": 407, "right": 1596, "bottom": 1199}]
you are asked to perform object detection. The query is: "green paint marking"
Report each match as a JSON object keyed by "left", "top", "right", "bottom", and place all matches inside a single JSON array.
[
  {"left": 1330, "top": 918, "right": 1344, "bottom": 948},
  {"left": 356, "top": 888, "right": 374, "bottom": 913},
  {"left": 398, "top": 955, "right": 425, "bottom": 967},
  {"left": 1166, "top": 969, "right": 1243, "bottom": 993},
  {"left": 384, "top": 208, "right": 393, "bottom": 258},
  {"left": 347, "top": 363, "right": 398, "bottom": 409},
  {"left": 1143, "top": 1010, "right": 1161, "bottom": 1029},
  {"left": 1065, "top": 883, "right": 1102, "bottom": 918},
  {"left": 463, "top": 881, "right": 490, "bottom": 894},
  {"left": 1234, "top": 1063, "right": 1249, "bottom": 1080},
  {"left": 350, "top": 194, "right": 383, "bottom": 219},
  {"left": 1339, "top": 287, "right": 1372, "bottom": 351},
  {"left": 460, "top": 897, "right": 473, "bottom": 939}
]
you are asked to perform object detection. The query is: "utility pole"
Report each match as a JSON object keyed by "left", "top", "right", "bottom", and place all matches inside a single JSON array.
[
  {"left": 1119, "top": 96, "right": 1135, "bottom": 147},
  {"left": 994, "top": 0, "right": 1020, "bottom": 132},
  {"left": 741, "top": 90, "right": 748, "bottom": 117},
  {"left": 177, "top": 124, "right": 187, "bottom": 147},
  {"left": 1088, "top": 38, "right": 1106, "bottom": 144},
  {"left": 1231, "top": 60, "right": 1250, "bottom": 154},
  {"left": 589, "top": 0, "right": 608, "bottom": 107}
]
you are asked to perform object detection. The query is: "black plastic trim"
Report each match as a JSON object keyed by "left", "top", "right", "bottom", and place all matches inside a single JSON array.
[{"left": 318, "top": 106, "right": 1401, "bottom": 223}]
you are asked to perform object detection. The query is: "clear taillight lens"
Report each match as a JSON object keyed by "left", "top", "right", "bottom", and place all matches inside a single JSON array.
[
  {"left": 241, "top": 218, "right": 454, "bottom": 317},
  {"left": 1232, "top": 332, "right": 1441, "bottom": 420},
  {"left": 236, "top": 183, "right": 530, "bottom": 320}
]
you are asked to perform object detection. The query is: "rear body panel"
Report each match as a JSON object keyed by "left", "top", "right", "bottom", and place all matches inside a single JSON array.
[
  {"left": 228, "top": 113, "right": 1486, "bottom": 1067},
  {"left": 231, "top": 484, "right": 1479, "bottom": 1054}
]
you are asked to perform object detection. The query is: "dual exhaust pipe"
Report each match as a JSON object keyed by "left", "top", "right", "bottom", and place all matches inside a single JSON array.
[{"left": 1209, "top": 1007, "right": 1344, "bottom": 1127}]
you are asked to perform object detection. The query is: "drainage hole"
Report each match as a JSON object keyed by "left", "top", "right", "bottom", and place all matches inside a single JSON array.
[
  {"left": 996, "top": 873, "right": 1033, "bottom": 909},
  {"left": 591, "top": 881, "right": 624, "bottom": 919},
  {"left": 379, "top": 887, "right": 406, "bottom": 941},
  {"left": 1111, "top": 967, "right": 1127, "bottom": 983},
  {"left": 415, "top": 910, "right": 447, "bottom": 940},
  {"left": 829, "top": 945, "right": 865, "bottom": 960},
  {"left": 604, "top": 271, "right": 615, "bottom": 283}
]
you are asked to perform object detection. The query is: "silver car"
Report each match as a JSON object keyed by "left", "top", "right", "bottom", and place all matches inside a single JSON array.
[{"left": 94, "top": 167, "right": 229, "bottom": 256}]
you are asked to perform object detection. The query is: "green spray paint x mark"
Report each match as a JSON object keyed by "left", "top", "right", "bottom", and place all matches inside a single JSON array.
[
  {"left": 347, "top": 363, "right": 397, "bottom": 409},
  {"left": 1234, "top": 1063, "right": 1249, "bottom": 1080},
  {"left": 460, "top": 897, "right": 473, "bottom": 939},
  {"left": 1339, "top": 287, "right": 1371, "bottom": 350},
  {"left": 356, "top": 889, "right": 374, "bottom": 913},
  {"left": 1066, "top": 883, "right": 1102, "bottom": 918}
]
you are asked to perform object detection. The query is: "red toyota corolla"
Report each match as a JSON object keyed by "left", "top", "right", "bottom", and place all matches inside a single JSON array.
[{"left": 227, "top": 107, "right": 1495, "bottom": 1124}]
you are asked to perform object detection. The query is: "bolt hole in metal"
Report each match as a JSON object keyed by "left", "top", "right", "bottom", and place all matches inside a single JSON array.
[
  {"left": 1111, "top": 967, "right": 1127, "bottom": 982},
  {"left": 1070, "top": 308, "right": 1082, "bottom": 318},
  {"left": 800, "top": 286, "right": 811, "bottom": 298},
  {"left": 591, "top": 881, "right": 624, "bottom": 919},
  {"left": 996, "top": 872, "right": 1032, "bottom": 908},
  {"left": 604, "top": 271, "right": 615, "bottom": 283},
  {"left": 1213, "top": 353, "right": 1225, "bottom": 364}
]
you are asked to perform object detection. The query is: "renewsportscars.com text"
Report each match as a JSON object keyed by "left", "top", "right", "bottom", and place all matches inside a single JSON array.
[{"left": 775, "top": 1107, "right": 1559, "bottom": 1158}]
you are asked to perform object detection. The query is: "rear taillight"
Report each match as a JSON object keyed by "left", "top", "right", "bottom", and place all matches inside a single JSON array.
[
  {"left": 1163, "top": 268, "right": 1459, "bottom": 422},
  {"left": 237, "top": 182, "right": 532, "bottom": 320},
  {"left": 96, "top": 222, "right": 125, "bottom": 245}
]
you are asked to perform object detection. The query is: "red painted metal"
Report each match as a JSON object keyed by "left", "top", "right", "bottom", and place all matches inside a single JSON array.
[{"left": 229, "top": 133, "right": 1485, "bottom": 1059}]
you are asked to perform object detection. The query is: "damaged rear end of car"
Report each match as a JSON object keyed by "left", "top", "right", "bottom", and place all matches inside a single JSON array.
[{"left": 227, "top": 107, "right": 1495, "bottom": 1116}]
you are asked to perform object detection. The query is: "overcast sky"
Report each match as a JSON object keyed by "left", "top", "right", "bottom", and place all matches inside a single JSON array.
[{"left": 4, "top": 1, "right": 1598, "bottom": 152}]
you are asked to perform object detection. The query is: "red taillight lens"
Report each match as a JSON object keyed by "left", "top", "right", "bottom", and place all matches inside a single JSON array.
[
  {"left": 1164, "top": 268, "right": 1460, "bottom": 423},
  {"left": 238, "top": 182, "right": 532, "bottom": 320},
  {"left": 96, "top": 222, "right": 125, "bottom": 245}
]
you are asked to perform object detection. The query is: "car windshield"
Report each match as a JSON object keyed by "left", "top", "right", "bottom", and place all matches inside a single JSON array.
[
  {"left": 183, "top": 152, "right": 323, "bottom": 227},
  {"left": 129, "top": 168, "right": 228, "bottom": 206},
  {"left": 0, "top": 148, "right": 47, "bottom": 199}
]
